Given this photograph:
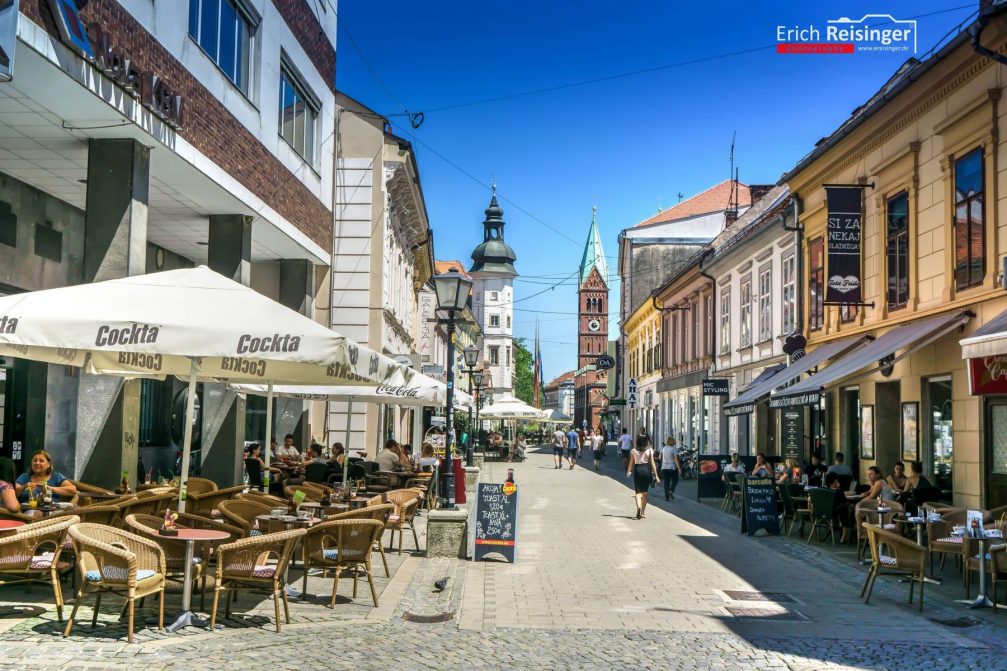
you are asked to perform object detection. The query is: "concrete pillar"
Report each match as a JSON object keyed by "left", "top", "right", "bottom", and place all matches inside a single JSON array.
[
  {"left": 75, "top": 139, "right": 149, "bottom": 488},
  {"left": 277, "top": 258, "right": 314, "bottom": 450},
  {"left": 202, "top": 215, "right": 252, "bottom": 485}
]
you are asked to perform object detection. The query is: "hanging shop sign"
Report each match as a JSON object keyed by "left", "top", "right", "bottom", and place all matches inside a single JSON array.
[
  {"left": 626, "top": 378, "right": 638, "bottom": 409},
  {"left": 47, "top": 0, "right": 185, "bottom": 127},
  {"left": 701, "top": 378, "right": 730, "bottom": 396},
  {"left": 968, "top": 355, "right": 1007, "bottom": 395},
  {"left": 825, "top": 185, "right": 863, "bottom": 305},
  {"left": 769, "top": 390, "right": 820, "bottom": 409},
  {"left": 0, "top": 0, "right": 16, "bottom": 82},
  {"left": 595, "top": 354, "right": 615, "bottom": 370}
]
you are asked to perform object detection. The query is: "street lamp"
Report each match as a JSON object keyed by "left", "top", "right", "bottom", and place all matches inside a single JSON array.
[
  {"left": 432, "top": 268, "right": 472, "bottom": 510},
  {"left": 472, "top": 368, "right": 485, "bottom": 459},
  {"left": 463, "top": 345, "right": 480, "bottom": 466}
]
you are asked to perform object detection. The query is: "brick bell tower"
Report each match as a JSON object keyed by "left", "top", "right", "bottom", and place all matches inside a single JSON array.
[{"left": 575, "top": 206, "right": 609, "bottom": 431}]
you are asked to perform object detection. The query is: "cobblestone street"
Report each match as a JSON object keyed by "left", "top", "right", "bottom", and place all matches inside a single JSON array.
[{"left": 3, "top": 446, "right": 1007, "bottom": 669}]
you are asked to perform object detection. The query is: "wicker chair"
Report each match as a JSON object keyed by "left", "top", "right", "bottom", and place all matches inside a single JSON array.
[
  {"left": 63, "top": 523, "right": 167, "bottom": 643},
  {"left": 236, "top": 491, "right": 287, "bottom": 507},
  {"left": 183, "top": 477, "right": 217, "bottom": 496},
  {"left": 855, "top": 499, "right": 903, "bottom": 561},
  {"left": 134, "top": 487, "right": 175, "bottom": 499},
  {"left": 0, "top": 510, "right": 37, "bottom": 523},
  {"left": 0, "top": 514, "right": 78, "bottom": 621},
  {"left": 210, "top": 527, "right": 305, "bottom": 632},
  {"left": 91, "top": 494, "right": 138, "bottom": 511},
  {"left": 68, "top": 481, "right": 115, "bottom": 506},
  {"left": 123, "top": 514, "right": 208, "bottom": 609},
  {"left": 63, "top": 505, "right": 119, "bottom": 526},
  {"left": 861, "top": 523, "right": 927, "bottom": 611},
  {"left": 325, "top": 503, "right": 395, "bottom": 577},
  {"left": 217, "top": 499, "right": 274, "bottom": 536},
  {"left": 119, "top": 493, "right": 176, "bottom": 520},
  {"left": 377, "top": 490, "right": 422, "bottom": 555},
  {"left": 300, "top": 519, "right": 384, "bottom": 608},
  {"left": 187, "top": 484, "right": 246, "bottom": 517},
  {"left": 965, "top": 539, "right": 1007, "bottom": 611},
  {"left": 284, "top": 485, "right": 322, "bottom": 503},
  {"left": 927, "top": 509, "right": 967, "bottom": 577}
]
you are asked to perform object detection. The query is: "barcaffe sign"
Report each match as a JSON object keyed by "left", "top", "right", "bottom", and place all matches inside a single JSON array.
[{"left": 47, "top": 0, "right": 185, "bottom": 127}]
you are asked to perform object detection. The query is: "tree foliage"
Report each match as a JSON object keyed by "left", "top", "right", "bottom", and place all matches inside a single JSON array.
[{"left": 513, "top": 337, "right": 534, "bottom": 405}]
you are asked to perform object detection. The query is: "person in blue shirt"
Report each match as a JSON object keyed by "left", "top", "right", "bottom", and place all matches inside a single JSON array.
[
  {"left": 565, "top": 426, "right": 580, "bottom": 470},
  {"left": 15, "top": 450, "right": 76, "bottom": 503}
]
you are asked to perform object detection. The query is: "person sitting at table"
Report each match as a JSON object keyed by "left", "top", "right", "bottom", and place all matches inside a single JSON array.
[
  {"left": 510, "top": 434, "right": 528, "bottom": 462},
  {"left": 751, "top": 453, "right": 772, "bottom": 478},
  {"left": 804, "top": 454, "right": 828, "bottom": 487},
  {"left": 276, "top": 434, "right": 300, "bottom": 460},
  {"left": 0, "top": 456, "right": 20, "bottom": 512},
  {"left": 722, "top": 452, "right": 745, "bottom": 482},
  {"left": 15, "top": 450, "right": 77, "bottom": 503},
  {"left": 305, "top": 444, "right": 326, "bottom": 465},
  {"left": 328, "top": 443, "right": 345, "bottom": 469},
  {"left": 414, "top": 442, "right": 439, "bottom": 471},
  {"left": 825, "top": 452, "right": 852, "bottom": 478},
  {"left": 398, "top": 444, "right": 413, "bottom": 467},
  {"left": 862, "top": 465, "right": 897, "bottom": 502},
  {"left": 824, "top": 472, "right": 856, "bottom": 542},
  {"left": 903, "top": 461, "right": 932, "bottom": 492},
  {"left": 887, "top": 461, "right": 908, "bottom": 492},
  {"left": 376, "top": 438, "right": 401, "bottom": 471},
  {"left": 776, "top": 458, "right": 800, "bottom": 485},
  {"left": 243, "top": 444, "right": 267, "bottom": 490}
]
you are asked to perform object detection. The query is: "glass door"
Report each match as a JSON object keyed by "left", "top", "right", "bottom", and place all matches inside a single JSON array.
[{"left": 987, "top": 398, "right": 1007, "bottom": 509}]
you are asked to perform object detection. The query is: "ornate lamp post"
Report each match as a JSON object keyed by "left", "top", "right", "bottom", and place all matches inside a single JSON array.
[
  {"left": 432, "top": 268, "right": 472, "bottom": 510},
  {"left": 462, "top": 345, "right": 480, "bottom": 466},
  {"left": 472, "top": 368, "right": 485, "bottom": 460}
]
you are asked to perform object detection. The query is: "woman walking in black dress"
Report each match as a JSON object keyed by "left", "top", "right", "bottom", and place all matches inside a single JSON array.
[{"left": 627, "top": 434, "right": 660, "bottom": 519}]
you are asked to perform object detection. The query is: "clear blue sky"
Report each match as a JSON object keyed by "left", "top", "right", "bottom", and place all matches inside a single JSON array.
[{"left": 335, "top": 1, "right": 977, "bottom": 383}]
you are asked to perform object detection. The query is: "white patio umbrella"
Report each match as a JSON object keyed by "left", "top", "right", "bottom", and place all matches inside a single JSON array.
[
  {"left": 544, "top": 408, "right": 572, "bottom": 424},
  {"left": 0, "top": 266, "right": 407, "bottom": 504},
  {"left": 479, "top": 394, "right": 544, "bottom": 420}
]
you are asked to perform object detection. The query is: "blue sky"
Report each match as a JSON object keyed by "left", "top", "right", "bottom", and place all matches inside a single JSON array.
[{"left": 335, "top": 1, "right": 978, "bottom": 382}]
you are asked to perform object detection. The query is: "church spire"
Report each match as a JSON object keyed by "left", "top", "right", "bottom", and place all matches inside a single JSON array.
[
  {"left": 579, "top": 205, "right": 608, "bottom": 287},
  {"left": 469, "top": 184, "right": 518, "bottom": 276}
]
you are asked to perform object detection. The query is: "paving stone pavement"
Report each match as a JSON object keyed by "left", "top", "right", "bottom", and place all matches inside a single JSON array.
[{"left": 2, "top": 446, "right": 1007, "bottom": 669}]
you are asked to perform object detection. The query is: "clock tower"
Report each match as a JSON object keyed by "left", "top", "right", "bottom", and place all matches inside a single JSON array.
[{"left": 575, "top": 207, "right": 610, "bottom": 431}]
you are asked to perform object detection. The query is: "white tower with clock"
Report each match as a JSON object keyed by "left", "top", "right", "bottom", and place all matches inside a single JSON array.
[{"left": 575, "top": 206, "right": 610, "bottom": 430}]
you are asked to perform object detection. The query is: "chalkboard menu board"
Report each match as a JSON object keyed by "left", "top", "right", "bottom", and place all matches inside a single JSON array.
[
  {"left": 474, "top": 482, "right": 518, "bottom": 562},
  {"left": 741, "top": 477, "right": 780, "bottom": 536},
  {"left": 781, "top": 407, "right": 803, "bottom": 461}
]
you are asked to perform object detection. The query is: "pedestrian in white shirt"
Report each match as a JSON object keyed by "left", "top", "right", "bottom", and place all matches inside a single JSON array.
[
  {"left": 659, "top": 437, "right": 682, "bottom": 501},
  {"left": 618, "top": 428, "right": 634, "bottom": 469},
  {"left": 275, "top": 434, "right": 300, "bottom": 460},
  {"left": 590, "top": 430, "right": 606, "bottom": 471}
]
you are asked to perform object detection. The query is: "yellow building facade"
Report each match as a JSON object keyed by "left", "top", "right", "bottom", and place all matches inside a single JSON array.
[
  {"left": 782, "top": 23, "right": 1007, "bottom": 508},
  {"left": 623, "top": 295, "right": 662, "bottom": 439}
]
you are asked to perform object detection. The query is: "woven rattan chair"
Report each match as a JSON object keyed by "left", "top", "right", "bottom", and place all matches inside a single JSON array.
[
  {"left": 325, "top": 503, "right": 394, "bottom": 577},
  {"left": 236, "top": 491, "right": 286, "bottom": 507},
  {"left": 68, "top": 480, "right": 115, "bottom": 506},
  {"left": 284, "top": 485, "right": 322, "bottom": 503},
  {"left": 210, "top": 527, "right": 304, "bottom": 632},
  {"left": 119, "top": 493, "right": 176, "bottom": 520},
  {"left": 861, "top": 523, "right": 927, "bottom": 611},
  {"left": 92, "top": 494, "right": 138, "bottom": 511},
  {"left": 378, "top": 490, "right": 421, "bottom": 554},
  {"left": 300, "top": 519, "right": 384, "bottom": 608},
  {"left": 0, "top": 514, "right": 77, "bottom": 621},
  {"left": 927, "top": 509, "right": 967, "bottom": 577},
  {"left": 188, "top": 484, "right": 246, "bottom": 517},
  {"left": 183, "top": 477, "right": 217, "bottom": 496},
  {"left": 124, "top": 514, "right": 207, "bottom": 609},
  {"left": 855, "top": 499, "right": 903, "bottom": 561},
  {"left": 965, "top": 539, "right": 1007, "bottom": 611},
  {"left": 217, "top": 499, "right": 274, "bottom": 536},
  {"left": 134, "top": 487, "right": 175, "bottom": 499},
  {"left": 64, "top": 523, "right": 167, "bottom": 642}
]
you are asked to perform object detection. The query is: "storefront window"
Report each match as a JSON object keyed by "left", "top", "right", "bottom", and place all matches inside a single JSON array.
[
  {"left": 809, "top": 238, "right": 824, "bottom": 330},
  {"left": 927, "top": 377, "right": 953, "bottom": 497}
]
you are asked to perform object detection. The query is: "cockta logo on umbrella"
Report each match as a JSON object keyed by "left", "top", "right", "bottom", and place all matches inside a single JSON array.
[
  {"left": 0, "top": 315, "right": 18, "bottom": 334},
  {"left": 221, "top": 357, "right": 266, "bottom": 377},
  {"left": 235, "top": 333, "right": 302, "bottom": 354},
  {"left": 95, "top": 323, "right": 159, "bottom": 346},
  {"left": 117, "top": 351, "right": 163, "bottom": 372}
]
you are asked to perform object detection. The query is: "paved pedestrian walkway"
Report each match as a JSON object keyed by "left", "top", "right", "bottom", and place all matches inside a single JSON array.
[{"left": 2, "top": 445, "right": 1007, "bottom": 669}]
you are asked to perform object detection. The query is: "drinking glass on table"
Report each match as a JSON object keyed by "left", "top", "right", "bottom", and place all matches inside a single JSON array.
[{"left": 350, "top": 483, "right": 358, "bottom": 498}]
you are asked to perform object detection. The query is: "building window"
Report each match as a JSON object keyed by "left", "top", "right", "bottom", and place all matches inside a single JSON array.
[
  {"left": 506, "top": 315, "right": 511, "bottom": 329},
  {"left": 490, "top": 291, "right": 498, "bottom": 301},
  {"left": 278, "top": 61, "right": 318, "bottom": 166},
  {"left": 489, "top": 346, "right": 499, "bottom": 365},
  {"left": 782, "top": 255, "right": 796, "bottom": 334},
  {"left": 705, "top": 295, "right": 713, "bottom": 356},
  {"left": 954, "top": 147, "right": 985, "bottom": 290},
  {"left": 690, "top": 305, "right": 698, "bottom": 360},
  {"left": 809, "top": 237, "right": 824, "bottom": 331},
  {"left": 489, "top": 314, "right": 500, "bottom": 327},
  {"left": 740, "top": 277, "right": 752, "bottom": 348},
  {"left": 719, "top": 290, "right": 730, "bottom": 354},
  {"left": 758, "top": 267, "right": 772, "bottom": 342},
  {"left": 506, "top": 346, "right": 511, "bottom": 366},
  {"left": 188, "top": 0, "right": 255, "bottom": 93},
  {"left": 886, "top": 191, "right": 910, "bottom": 310}
]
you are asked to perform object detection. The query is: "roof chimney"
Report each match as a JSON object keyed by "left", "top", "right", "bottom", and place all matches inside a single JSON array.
[{"left": 749, "top": 184, "right": 775, "bottom": 204}]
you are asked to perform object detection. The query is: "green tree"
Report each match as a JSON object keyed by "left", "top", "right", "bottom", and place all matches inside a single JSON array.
[{"left": 513, "top": 337, "right": 534, "bottom": 405}]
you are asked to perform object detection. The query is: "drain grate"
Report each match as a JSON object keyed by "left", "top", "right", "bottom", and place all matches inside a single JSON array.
[
  {"left": 928, "top": 616, "right": 981, "bottom": 628},
  {"left": 724, "top": 606, "right": 806, "bottom": 621},
  {"left": 402, "top": 611, "right": 455, "bottom": 623},
  {"left": 722, "top": 590, "right": 796, "bottom": 604}
]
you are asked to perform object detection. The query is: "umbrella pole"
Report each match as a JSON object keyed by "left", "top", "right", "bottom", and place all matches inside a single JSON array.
[
  {"left": 177, "top": 361, "right": 198, "bottom": 514},
  {"left": 264, "top": 382, "right": 274, "bottom": 491},
  {"left": 342, "top": 397, "right": 353, "bottom": 488}
]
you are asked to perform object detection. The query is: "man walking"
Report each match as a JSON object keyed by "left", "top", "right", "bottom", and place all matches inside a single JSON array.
[
  {"left": 590, "top": 429, "right": 605, "bottom": 472},
  {"left": 660, "top": 437, "right": 682, "bottom": 500},
  {"left": 551, "top": 426, "right": 566, "bottom": 469},
  {"left": 618, "top": 428, "right": 633, "bottom": 470},
  {"left": 565, "top": 425, "right": 580, "bottom": 470}
]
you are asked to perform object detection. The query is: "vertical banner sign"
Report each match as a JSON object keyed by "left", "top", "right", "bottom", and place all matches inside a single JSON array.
[
  {"left": 474, "top": 482, "right": 518, "bottom": 562},
  {"left": 825, "top": 185, "right": 863, "bottom": 304},
  {"left": 0, "top": 0, "right": 16, "bottom": 82},
  {"left": 781, "top": 407, "right": 803, "bottom": 461}
]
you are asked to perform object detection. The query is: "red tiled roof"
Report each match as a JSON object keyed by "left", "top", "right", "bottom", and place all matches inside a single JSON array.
[
  {"left": 544, "top": 371, "right": 575, "bottom": 388},
  {"left": 634, "top": 180, "right": 751, "bottom": 228},
  {"left": 434, "top": 260, "right": 470, "bottom": 278}
]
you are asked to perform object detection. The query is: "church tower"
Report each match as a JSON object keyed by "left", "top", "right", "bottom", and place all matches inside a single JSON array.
[
  {"left": 469, "top": 186, "right": 518, "bottom": 397},
  {"left": 575, "top": 206, "right": 609, "bottom": 431}
]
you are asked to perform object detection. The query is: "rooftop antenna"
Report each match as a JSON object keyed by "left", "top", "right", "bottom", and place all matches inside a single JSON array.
[
  {"left": 726, "top": 131, "right": 739, "bottom": 220},
  {"left": 657, "top": 196, "right": 664, "bottom": 213},
  {"left": 677, "top": 192, "right": 684, "bottom": 204}
]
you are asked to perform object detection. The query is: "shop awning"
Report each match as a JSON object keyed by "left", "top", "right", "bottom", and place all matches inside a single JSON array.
[
  {"left": 722, "top": 339, "right": 865, "bottom": 416},
  {"left": 960, "top": 306, "right": 1007, "bottom": 359},
  {"left": 771, "top": 310, "right": 972, "bottom": 407}
]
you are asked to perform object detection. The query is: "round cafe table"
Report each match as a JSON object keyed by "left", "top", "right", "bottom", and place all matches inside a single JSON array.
[
  {"left": 0, "top": 519, "right": 25, "bottom": 535},
  {"left": 300, "top": 501, "right": 349, "bottom": 518},
  {"left": 164, "top": 528, "right": 231, "bottom": 633}
]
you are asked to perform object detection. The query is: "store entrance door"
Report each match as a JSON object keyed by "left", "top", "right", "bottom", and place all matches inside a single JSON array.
[{"left": 986, "top": 398, "right": 1007, "bottom": 509}]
